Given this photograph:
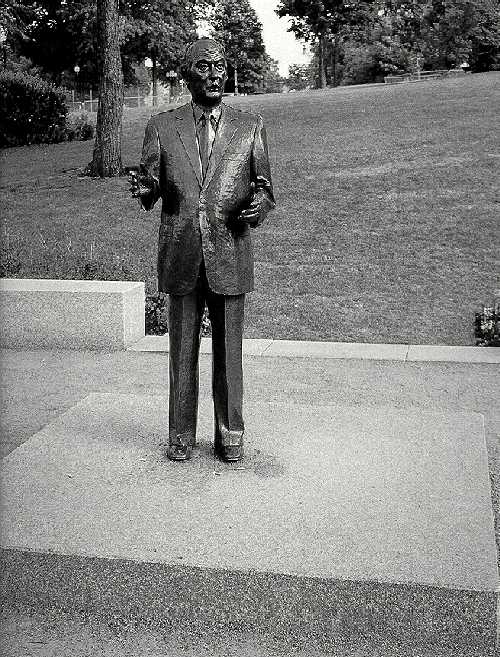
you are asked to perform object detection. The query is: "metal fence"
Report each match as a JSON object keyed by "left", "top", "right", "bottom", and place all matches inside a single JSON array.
[
  {"left": 65, "top": 88, "right": 189, "bottom": 113},
  {"left": 384, "top": 69, "right": 468, "bottom": 84}
]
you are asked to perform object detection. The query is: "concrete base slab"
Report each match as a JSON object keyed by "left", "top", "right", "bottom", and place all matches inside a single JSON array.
[
  {"left": 264, "top": 339, "right": 409, "bottom": 360},
  {"left": 127, "top": 336, "right": 500, "bottom": 363},
  {"left": 407, "top": 344, "right": 500, "bottom": 363},
  {"left": 1, "top": 395, "right": 498, "bottom": 649},
  {"left": 128, "top": 336, "right": 274, "bottom": 357}
]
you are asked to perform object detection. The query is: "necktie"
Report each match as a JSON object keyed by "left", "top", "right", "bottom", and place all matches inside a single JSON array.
[{"left": 198, "top": 113, "right": 211, "bottom": 179}]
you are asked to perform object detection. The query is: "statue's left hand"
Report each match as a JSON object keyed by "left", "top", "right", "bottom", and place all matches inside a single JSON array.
[{"left": 238, "top": 198, "right": 262, "bottom": 226}]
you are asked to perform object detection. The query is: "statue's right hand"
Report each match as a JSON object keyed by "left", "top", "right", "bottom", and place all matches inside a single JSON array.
[
  {"left": 129, "top": 170, "right": 141, "bottom": 198},
  {"left": 129, "top": 169, "right": 153, "bottom": 198}
]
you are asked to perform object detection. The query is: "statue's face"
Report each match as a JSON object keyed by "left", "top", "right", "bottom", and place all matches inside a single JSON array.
[{"left": 185, "top": 41, "right": 227, "bottom": 107}]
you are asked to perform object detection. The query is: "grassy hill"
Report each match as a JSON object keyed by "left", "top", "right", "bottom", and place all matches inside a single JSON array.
[{"left": 1, "top": 72, "right": 499, "bottom": 345}]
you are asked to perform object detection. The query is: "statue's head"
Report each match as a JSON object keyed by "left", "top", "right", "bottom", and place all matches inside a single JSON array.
[{"left": 181, "top": 38, "right": 227, "bottom": 108}]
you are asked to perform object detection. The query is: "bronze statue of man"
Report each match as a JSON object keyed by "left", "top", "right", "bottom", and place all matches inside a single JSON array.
[{"left": 130, "top": 38, "right": 275, "bottom": 462}]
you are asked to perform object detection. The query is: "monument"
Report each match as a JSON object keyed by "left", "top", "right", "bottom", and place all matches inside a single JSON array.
[{"left": 130, "top": 38, "right": 275, "bottom": 462}]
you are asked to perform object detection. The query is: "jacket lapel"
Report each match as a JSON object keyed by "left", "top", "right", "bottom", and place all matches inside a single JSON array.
[
  {"left": 203, "top": 104, "right": 238, "bottom": 190},
  {"left": 175, "top": 103, "right": 202, "bottom": 188}
]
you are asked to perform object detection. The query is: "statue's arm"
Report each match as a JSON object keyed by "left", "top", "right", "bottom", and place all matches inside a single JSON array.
[
  {"left": 134, "top": 119, "right": 161, "bottom": 211},
  {"left": 238, "top": 115, "right": 275, "bottom": 227},
  {"left": 251, "top": 115, "right": 276, "bottom": 223}
]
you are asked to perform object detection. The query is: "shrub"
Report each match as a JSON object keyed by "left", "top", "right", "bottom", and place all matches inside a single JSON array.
[
  {"left": 342, "top": 46, "right": 378, "bottom": 86},
  {"left": 475, "top": 300, "right": 500, "bottom": 346},
  {"left": 145, "top": 294, "right": 212, "bottom": 336},
  {"left": 66, "top": 113, "right": 95, "bottom": 141},
  {"left": 145, "top": 294, "right": 169, "bottom": 335},
  {"left": 0, "top": 70, "right": 68, "bottom": 147},
  {"left": 342, "top": 41, "right": 410, "bottom": 86}
]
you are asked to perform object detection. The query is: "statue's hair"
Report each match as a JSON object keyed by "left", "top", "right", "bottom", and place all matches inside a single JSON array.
[{"left": 180, "top": 38, "right": 226, "bottom": 79}]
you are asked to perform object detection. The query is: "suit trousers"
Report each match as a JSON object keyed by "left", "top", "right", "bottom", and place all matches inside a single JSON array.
[{"left": 168, "top": 261, "right": 245, "bottom": 448}]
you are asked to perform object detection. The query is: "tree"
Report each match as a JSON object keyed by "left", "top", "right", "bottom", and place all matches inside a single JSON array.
[
  {"left": 468, "top": 0, "right": 500, "bottom": 70},
  {"left": 335, "top": 8, "right": 413, "bottom": 85},
  {"left": 277, "top": 0, "right": 377, "bottom": 88},
  {"left": 420, "top": 0, "right": 500, "bottom": 70},
  {"left": 207, "top": 0, "right": 269, "bottom": 94},
  {"left": 86, "top": 0, "right": 123, "bottom": 177},
  {"left": 277, "top": 0, "right": 329, "bottom": 88},
  {"left": 261, "top": 55, "right": 285, "bottom": 93},
  {"left": 121, "top": 0, "right": 198, "bottom": 86},
  {"left": 0, "top": 1, "right": 35, "bottom": 46},
  {"left": 380, "top": 0, "right": 500, "bottom": 72},
  {"left": 11, "top": 1, "right": 201, "bottom": 88},
  {"left": 287, "top": 62, "right": 315, "bottom": 89},
  {"left": 10, "top": 1, "right": 97, "bottom": 86}
]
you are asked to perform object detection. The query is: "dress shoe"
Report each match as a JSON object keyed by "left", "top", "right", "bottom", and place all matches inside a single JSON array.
[
  {"left": 215, "top": 440, "right": 244, "bottom": 462},
  {"left": 167, "top": 443, "right": 192, "bottom": 461}
]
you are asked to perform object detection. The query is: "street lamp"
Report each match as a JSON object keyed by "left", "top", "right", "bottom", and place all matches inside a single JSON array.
[
  {"left": 165, "top": 69, "right": 177, "bottom": 103},
  {"left": 73, "top": 65, "right": 81, "bottom": 105},
  {"left": 145, "top": 54, "right": 159, "bottom": 106}
]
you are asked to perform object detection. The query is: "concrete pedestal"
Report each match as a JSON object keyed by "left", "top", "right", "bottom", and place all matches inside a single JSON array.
[{"left": 1, "top": 394, "right": 498, "bottom": 652}]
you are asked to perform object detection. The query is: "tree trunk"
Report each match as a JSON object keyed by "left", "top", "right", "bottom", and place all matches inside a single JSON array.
[
  {"left": 234, "top": 65, "right": 239, "bottom": 95},
  {"left": 331, "top": 35, "right": 337, "bottom": 86},
  {"left": 318, "top": 32, "right": 327, "bottom": 88},
  {"left": 87, "top": 0, "right": 123, "bottom": 177}
]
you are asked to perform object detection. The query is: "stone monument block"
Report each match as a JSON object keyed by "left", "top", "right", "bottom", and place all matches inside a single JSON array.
[{"left": 0, "top": 279, "right": 145, "bottom": 350}]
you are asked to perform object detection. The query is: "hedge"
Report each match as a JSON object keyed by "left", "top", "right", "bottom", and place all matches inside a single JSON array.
[{"left": 0, "top": 70, "right": 68, "bottom": 147}]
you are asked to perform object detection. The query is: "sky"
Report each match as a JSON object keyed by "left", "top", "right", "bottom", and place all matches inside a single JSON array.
[{"left": 248, "top": 0, "right": 311, "bottom": 76}]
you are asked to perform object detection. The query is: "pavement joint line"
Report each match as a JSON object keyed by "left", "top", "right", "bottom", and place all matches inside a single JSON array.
[
  {"left": 127, "top": 336, "right": 500, "bottom": 364},
  {"left": 260, "top": 339, "right": 274, "bottom": 356}
]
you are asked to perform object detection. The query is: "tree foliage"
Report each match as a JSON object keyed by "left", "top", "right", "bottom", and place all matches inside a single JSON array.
[
  {"left": 9, "top": 1, "right": 97, "bottom": 86},
  {"left": 280, "top": 0, "right": 499, "bottom": 87},
  {"left": 8, "top": 0, "right": 199, "bottom": 87},
  {"left": 380, "top": 0, "right": 500, "bottom": 71},
  {"left": 420, "top": 0, "right": 500, "bottom": 70},
  {"left": 206, "top": 0, "right": 269, "bottom": 94},
  {"left": 261, "top": 55, "right": 285, "bottom": 93},
  {"left": 277, "top": 0, "right": 378, "bottom": 87},
  {"left": 287, "top": 62, "right": 315, "bottom": 89},
  {"left": 0, "top": 0, "right": 36, "bottom": 43},
  {"left": 121, "top": 0, "right": 197, "bottom": 83}
]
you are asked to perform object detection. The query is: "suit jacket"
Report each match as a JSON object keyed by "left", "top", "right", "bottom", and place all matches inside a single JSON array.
[{"left": 139, "top": 101, "right": 275, "bottom": 295}]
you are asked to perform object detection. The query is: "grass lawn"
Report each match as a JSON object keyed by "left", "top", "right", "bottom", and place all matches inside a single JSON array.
[{"left": 1, "top": 72, "right": 499, "bottom": 344}]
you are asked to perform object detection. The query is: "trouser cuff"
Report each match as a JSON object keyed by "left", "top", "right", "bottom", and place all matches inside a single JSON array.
[{"left": 169, "top": 430, "right": 195, "bottom": 447}]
